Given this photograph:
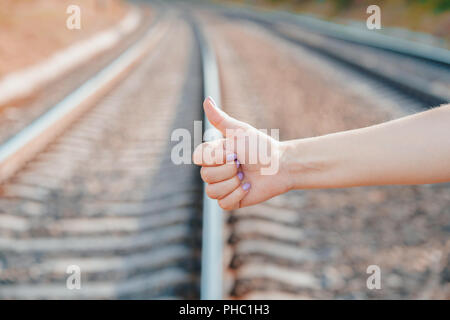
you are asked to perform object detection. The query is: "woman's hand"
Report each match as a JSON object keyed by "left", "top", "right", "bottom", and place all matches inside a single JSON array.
[{"left": 193, "top": 97, "right": 291, "bottom": 210}]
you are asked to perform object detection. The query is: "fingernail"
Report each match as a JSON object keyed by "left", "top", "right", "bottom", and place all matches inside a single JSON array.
[
  {"left": 208, "top": 96, "right": 216, "bottom": 107},
  {"left": 226, "top": 153, "right": 237, "bottom": 162},
  {"left": 237, "top": 172, "right": 244, "bottom": 180},
  {"left": 242, "top": 183, "right": 251, "bottom": 191},
  {"left": 235, "top": 159, "right": 240, "bottom": 168}
]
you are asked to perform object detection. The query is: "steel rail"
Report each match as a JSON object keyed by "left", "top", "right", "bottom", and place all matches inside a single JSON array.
[
  {"left": 0, "top": 11, "right": 170, "bottom": 183},
  {"left": 191, "top": 18, "right": 224, "bottom": 300},
  {"left": 276, "top": 12, "right": 450, "bottom": 66}
]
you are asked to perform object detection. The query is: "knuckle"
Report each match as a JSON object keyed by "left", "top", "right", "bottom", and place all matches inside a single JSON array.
[
  {"left": 233, "top": 176, "right": 241, "bottom": 188},
  {"left": 228, "top": 163, "right": 238, "bottom": 175},
  {"left": 193, "top": 144, "right": 202, "bottom": 162},
  {"left": 200, "top": 167, "right": 210, "bottom": 183},
  {"left": 193, "top": 143, "right": 209, "bottom": 165},
  {"left": 205, "top": 185, "right": 218, "bottom": 199},
  {"left": 217, "top": 200, "right": 227, "bottom": 210},
  {"left": 212, "top": 148, "right": 225, "bottom": 165},
  {"left": 202, "top": 143, "right": 218, "bottom": 166},
  {"left": 218, "top": 199, "right": 232, "bottom": 211}
]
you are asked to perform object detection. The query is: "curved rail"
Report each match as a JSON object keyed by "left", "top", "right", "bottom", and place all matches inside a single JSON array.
[
  {"left": 220, "top": 5, "right": 450, "bottom": 66},
  {"left": 0, "top": 13, "right": 170, "bottom": 183},
  {"left": 218, "top": 8, "right": 450, "bottom": 108}
]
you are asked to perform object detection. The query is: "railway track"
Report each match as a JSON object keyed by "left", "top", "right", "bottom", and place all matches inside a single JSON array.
[
  {"left": 196, "top": 6, "right": 449, "bottom": 299},
  {"left": 0, "top": 2, "right": 448, "bottom": 300},
  {"left": 0, "top": 6, "right": 206, "bottom": 299}
]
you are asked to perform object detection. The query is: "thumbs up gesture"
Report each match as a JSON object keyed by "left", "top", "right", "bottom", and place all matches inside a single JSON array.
[{"left": 193, "top": 97, "right": 290, "bottom": 210}]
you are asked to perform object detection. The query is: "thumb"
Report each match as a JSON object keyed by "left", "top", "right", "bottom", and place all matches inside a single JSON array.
[{"left": 203, "top": 97, "right": 248, "bottom": 136}]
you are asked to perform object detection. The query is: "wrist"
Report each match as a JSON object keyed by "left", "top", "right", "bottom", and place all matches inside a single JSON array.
[
  {"left": 279, "top": 137, "right": 336, "bottom": 190},
  {"left": 278, "top": 140, "right": 296, "bottom": 191}
]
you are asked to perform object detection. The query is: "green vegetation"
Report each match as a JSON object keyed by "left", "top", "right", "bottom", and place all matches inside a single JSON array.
[{"left": 246, "top": 0, "right": 449, "bottom": 14}]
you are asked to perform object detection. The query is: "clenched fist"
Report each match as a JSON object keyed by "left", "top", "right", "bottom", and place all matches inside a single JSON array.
[{"left": 193, "top": 97, "right": 291, "bottom": 210}]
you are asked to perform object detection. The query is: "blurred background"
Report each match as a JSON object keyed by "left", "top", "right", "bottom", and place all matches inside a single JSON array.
[
  {"left": 232, "top": 0, "right": 450, "bottom": 42},
  {"left": 0, "top": 0, "right": 448, "bottom": 299}
]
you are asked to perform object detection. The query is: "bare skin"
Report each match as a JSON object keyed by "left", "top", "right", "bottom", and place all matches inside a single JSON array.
[{"left": 193, "top": 97, "right": 450, "bottom": 210}]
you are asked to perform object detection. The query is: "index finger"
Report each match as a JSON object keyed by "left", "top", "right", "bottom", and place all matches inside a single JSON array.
[{"left": 193, "top": 139, "right": 235, "bottom": 167}]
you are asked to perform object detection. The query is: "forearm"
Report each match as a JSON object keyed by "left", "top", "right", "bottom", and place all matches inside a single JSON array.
[{"left": 281, "top": 104, "right": 450, "bottom": 189}]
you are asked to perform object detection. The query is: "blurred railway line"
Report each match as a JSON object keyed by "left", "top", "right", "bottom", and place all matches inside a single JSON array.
[
  {"left": 199, "top": 4, "right": 449, "bottom": 299},
  {"left": 0, "top": 1, "right": 448, "bottom": 299},
  {"left": 219, "top": 7, "right": 450, "bottom": 108},
  {"left": 0, "top": 5, "right": 204, "bottom": 298}
]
